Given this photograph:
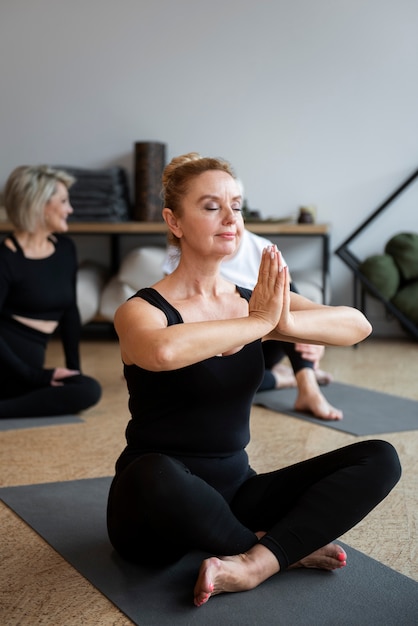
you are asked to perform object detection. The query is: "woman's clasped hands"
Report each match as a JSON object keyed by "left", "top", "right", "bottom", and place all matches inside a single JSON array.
[{"left": 249, "top": 245, "right": 291, "bottom": 336}]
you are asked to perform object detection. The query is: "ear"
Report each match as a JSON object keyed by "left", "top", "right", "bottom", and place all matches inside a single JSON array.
[{"left": 162, "top": 208, "right": 183, "bottom": 239}]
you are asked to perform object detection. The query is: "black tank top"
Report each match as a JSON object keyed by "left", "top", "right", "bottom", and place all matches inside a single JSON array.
[{"left": 122, "top": 287, "right": 264, "bottom": 460}]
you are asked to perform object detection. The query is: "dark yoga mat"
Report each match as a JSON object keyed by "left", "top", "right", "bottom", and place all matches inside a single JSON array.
[
  {"left": 1, "top": 477, "right": 418, "bottom": 626},
  {"left": 254, "top": 382, "right": 418, "bottom": 436},
  {"left": 0, "top": 415, "right": 83, "bottom": 431}
]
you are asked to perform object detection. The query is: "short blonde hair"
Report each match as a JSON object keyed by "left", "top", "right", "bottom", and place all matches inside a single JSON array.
[
  {"left": 162, "top": 152, "right": 237, "bottom": 246},
  {"left": 4, "top": 165, "right": 75, "bottom": 232}
]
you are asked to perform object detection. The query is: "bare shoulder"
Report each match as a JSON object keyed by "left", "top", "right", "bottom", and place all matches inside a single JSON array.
[{"left": 114, "top": 294, "right": 167, "bottom": 335}]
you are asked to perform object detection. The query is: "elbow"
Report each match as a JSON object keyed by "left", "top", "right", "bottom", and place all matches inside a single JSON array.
[
  {"left": 148, "top": 342, "right": 178, "bottom": 371},
  {"left": 361, "top": 317, "right": 373, "bottom": 341},
  {"left": 119, "top": 336, "right": 177, "bottom": 372},
  {"left": 350, "top": 311, "right": 373, "bottom": 345},
  {"left": 335, "top": 307, "right": 372, "bottom": 346}
]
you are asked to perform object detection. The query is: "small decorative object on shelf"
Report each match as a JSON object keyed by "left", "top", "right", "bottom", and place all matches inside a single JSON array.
[
  {"left": 297, "top": 205, "right": 316, "bottom": 224},
  {"left": 241, "top": 199, "right": 262, "bottom": 221}
]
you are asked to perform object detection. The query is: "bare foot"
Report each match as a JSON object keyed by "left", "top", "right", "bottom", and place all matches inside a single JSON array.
[
  {"left": 289, "top": 543, "right": 347, "bottom": 571},
  {"left": 271, "top": 363, "right": 297, "bottom": 389},
  {"left": 295, "top": 389, "right": 343, "bottom": 420},
  {"left": 193, "top": 543, "right": 279, "bottom": 607},
  {"left": 295, "top": 369, "right": 343, "bottom": 420}
]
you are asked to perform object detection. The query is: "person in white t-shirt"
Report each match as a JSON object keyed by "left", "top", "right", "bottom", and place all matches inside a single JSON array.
[{"left": 163, "top": 228, "right": 342, "bottom": 420}]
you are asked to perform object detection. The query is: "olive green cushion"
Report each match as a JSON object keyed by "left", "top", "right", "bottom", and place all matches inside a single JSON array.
[
  {"left": 391, "top": 282, "right": 418, "bottom": 325},
  {"left": 359, "top": 254, "right": 400, "bottom": 300},
  {"left": 385, "top": 232, "right": 418, "bottom": 281}
]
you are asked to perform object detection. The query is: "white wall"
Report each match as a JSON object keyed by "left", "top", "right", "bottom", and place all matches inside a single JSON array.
[{"left": 1, "top": 0, "right": 417, "bottom": 336}]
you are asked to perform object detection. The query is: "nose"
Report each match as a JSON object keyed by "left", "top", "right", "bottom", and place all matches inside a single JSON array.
[{"left": 222, "top": 205, "right": 237, "bottom": 223}]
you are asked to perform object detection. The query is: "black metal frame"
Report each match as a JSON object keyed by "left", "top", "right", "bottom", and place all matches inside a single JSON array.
[{"left": 335, "top": 167, "right": 418, "bottom": 340}]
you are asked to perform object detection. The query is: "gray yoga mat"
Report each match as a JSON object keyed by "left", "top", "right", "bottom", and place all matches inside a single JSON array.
[
  {"left": 253, "top": 381, "right": 418, "bottom": 435},
  {"left": 0, "top": 415, "right": 83, "bottom": 431},
  {"left": 1, "top": 476, "right": 418, "bottom": 626}
]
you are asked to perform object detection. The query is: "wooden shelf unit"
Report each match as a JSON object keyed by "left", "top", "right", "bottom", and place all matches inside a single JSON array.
[{"left": 0, "top": 220, "right": 331, "bottom": 303}]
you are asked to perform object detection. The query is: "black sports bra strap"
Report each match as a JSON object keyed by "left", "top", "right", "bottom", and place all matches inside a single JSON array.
[
  {"left": 236, "top": 285, "right": 252, "bottom": 302},
  {"left": 5, "top": 233, "right": 56, "bottom": 254},
  {"left": 133, "top": 286, "right": 252, "bottom": 327},
  {"left": 8, "top": 233, "right": 22, "bottom": 252},
  {"left": 134, "top": 287, "right": 184, "bottom": 326}
]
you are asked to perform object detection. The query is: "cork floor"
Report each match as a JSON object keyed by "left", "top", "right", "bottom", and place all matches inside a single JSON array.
[{"left": 1, "top": 335, "right": 417, "bottom": 625}]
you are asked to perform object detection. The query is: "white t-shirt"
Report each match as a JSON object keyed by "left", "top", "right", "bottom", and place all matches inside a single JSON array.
[{"left": 162, "top": 229, "right": 286, "bottom": 290}]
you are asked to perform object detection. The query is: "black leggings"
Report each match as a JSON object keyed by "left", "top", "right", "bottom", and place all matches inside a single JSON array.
[
  {"left": 0, "top": 373, "right": 102, "bottom": 418},
  {"left": 107, "top": 440, "right": 401, "bottom": 569},
  {"left": 0, "top": 319, "right": 101, "bottom": 418},
  {"left": 258, "top": 340, "right": 314, "bottom": 391}
]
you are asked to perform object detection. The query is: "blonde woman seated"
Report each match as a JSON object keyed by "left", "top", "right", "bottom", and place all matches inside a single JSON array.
[{"left": 0, "top": 165, "right": 101, "bottom": 417}]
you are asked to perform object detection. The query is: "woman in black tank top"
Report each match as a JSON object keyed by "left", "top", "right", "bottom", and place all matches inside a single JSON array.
[{"left": 107, "top": 153, "right": 400, "bottom": 608}]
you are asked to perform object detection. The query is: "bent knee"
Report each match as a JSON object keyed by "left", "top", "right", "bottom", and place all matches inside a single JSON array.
[
  {"left": 368, "top": 439, "right": 402, "bottom": 487},
  {"left": 86, "top": 377, "right": 102, "bottom": 405},
  {"left": 79, "top": 376, "right": 102, "bottom": 409}
]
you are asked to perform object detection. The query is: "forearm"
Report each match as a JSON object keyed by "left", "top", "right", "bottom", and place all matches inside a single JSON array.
[
  {"left": 120, "top": 315, "right": 270, "bottom": 371},
  {"left": 60, "top": 304, "right": 81, "bottom": 370},
  {"left": 268, "top": 306, "right": 372, "bottom": 347}
]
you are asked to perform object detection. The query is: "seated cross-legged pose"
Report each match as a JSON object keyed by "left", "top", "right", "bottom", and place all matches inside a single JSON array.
[
  {"left": 107, "top": 152, "right": 401, "bottom": 607},
  {"left": 0, "top": 165, "right": 102, "bottom": 418},
  {"left": 163, "top": 226, "right": 341, "bottom": 420}
]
